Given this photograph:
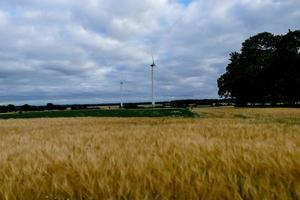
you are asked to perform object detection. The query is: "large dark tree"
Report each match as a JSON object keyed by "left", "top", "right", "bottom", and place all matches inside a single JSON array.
[
  {"left": 272, "top": 30, "right": 300, "bottom": 104},
  {"left": 218, "top": 30, "right": 300, "bottom": 106}
]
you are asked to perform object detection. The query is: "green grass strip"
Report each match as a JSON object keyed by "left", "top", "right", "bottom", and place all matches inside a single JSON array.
[{"left": 0, "top": 108, "right": 197, "bottom": 119}]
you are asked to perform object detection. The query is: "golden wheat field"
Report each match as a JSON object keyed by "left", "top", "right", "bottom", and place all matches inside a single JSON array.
[{"left": 0, "top": 107, "right": 299, "bottom": 200}]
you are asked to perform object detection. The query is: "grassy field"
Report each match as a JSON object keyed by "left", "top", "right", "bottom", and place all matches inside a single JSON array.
[
  {"left": 0, "top": 108, "right": 196, "bottom": 119},
  {"left": 0, "top": 107, "right": 299, "bottom": 199}
]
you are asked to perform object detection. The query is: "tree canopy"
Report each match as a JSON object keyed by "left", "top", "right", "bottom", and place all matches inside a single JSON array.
[{"left": 218, "top": 30, "right": 300, "bottom": 106}]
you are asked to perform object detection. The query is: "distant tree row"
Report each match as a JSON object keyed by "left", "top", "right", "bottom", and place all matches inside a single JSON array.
[
  {"left": 218, "top": 30, "right": 300, "bottom": 106},
  {"left": 0, "top": 102, "right": 121, "bottom": 113},
  {"left": 0, "top": 99, "right": 236, "bottom": 113},
  {"left": 123, "top": 99, "right": 234, "bottom": 108},
  {"left": 0, "top": 104, "right": 16, "bottom": 113},
  {"left": 0, "top": 103, "right": 67, "bottom": 113}
]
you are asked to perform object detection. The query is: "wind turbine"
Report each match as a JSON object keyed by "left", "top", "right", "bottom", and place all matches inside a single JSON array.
[
  {"left": 120, "top": 81, "right": 124, "bottom": 108},
  {"left": 150, "top": 55, "right": 156, "bottom": 107}
]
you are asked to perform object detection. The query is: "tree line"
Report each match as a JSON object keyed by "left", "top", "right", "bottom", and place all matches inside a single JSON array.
[
  {"left": 0, "top": 99, "right": 235, "bottom": 113},
  {"left": 218, "top": 30, "right": 300, "bottom": 106},
  {"left": 0, "top": 103, "right": 67, "bottom": 113}
]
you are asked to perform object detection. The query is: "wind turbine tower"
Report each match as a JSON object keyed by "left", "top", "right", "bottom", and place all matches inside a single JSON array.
[
  {"left": 120, "top": 81, "right": 124, "bottom": 108},
  {"left": 150, "top": 56, "right": 156, "bottom": 107}
]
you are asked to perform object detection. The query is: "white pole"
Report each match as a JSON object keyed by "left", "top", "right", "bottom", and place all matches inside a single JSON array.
[
  {"left": 120, "top": 82, "right": 123, "bottom": 108},
  {"left": 151, "top": 67, "right": 155, "bottom": 107}
]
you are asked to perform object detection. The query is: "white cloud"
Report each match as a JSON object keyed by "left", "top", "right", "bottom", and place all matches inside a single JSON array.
[{"left": 0, "top": 0, "right": 299, "bottom": 105}]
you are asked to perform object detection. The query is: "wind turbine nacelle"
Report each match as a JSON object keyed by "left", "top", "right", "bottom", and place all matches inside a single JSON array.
[{"left": 151, "top": 55, "right": 157, "bottom": 67}]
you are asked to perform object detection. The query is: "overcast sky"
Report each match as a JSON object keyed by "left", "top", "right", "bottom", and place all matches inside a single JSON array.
[{"left": 0, "top": 0, "right": 299, "bottom": 105}]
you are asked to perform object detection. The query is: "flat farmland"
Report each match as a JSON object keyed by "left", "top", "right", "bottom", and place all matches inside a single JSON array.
[{"left": 0, "top": 108, "right": 299, "bottom": 199}]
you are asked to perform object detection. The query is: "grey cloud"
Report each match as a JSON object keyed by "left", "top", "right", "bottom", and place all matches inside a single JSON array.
[{"left": 0, "top": 0, "right": 299, "bottom": 105}]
